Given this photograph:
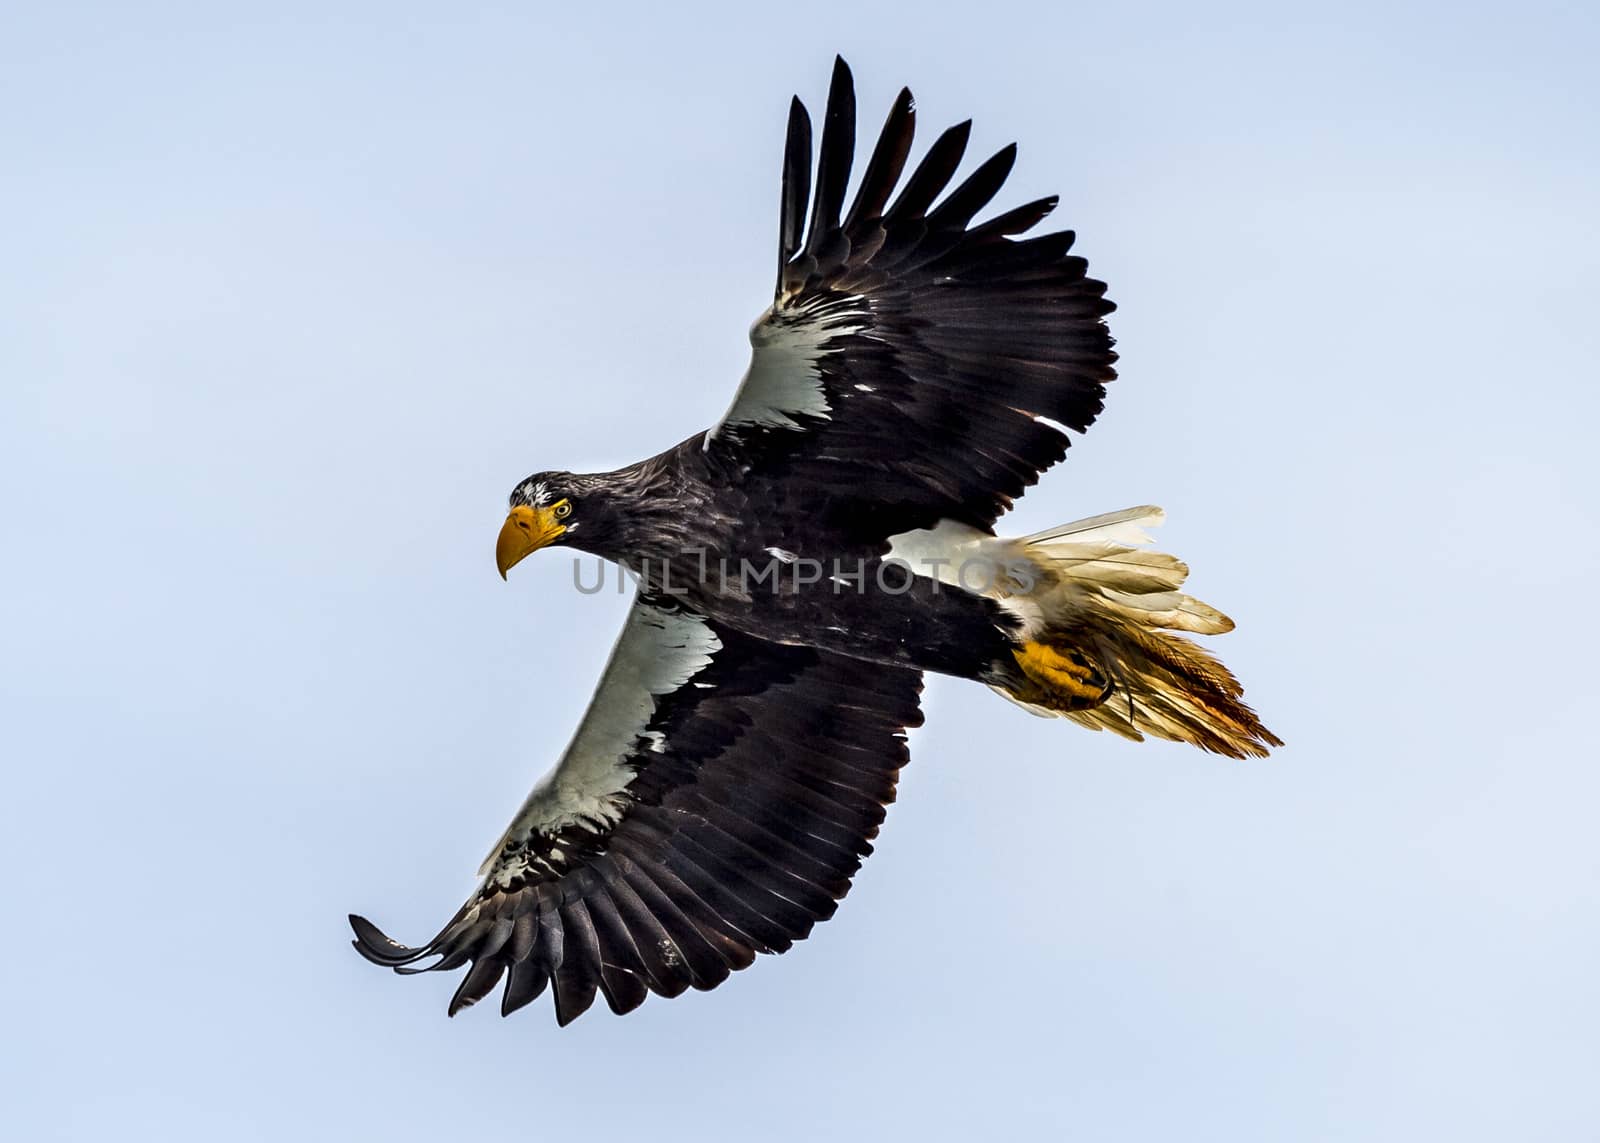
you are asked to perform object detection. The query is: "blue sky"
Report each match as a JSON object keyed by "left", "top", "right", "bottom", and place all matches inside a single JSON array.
[{"left": 3, "top": 2, "right": 1597, "bottom": 1139}]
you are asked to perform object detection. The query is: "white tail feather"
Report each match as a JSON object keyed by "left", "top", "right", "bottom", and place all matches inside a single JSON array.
[
  {"left": 1021, "top": 504, "right": 1166, "bottom": 547},
  {"left": 1005, "top": 506, "right": 1277, "bottom": 757},
  {"left": 885, "top": 508, "right": 1279, "bottom": 758},
  {"left": 1020, "top": 506, "right": 1229, "bottom": 631}
]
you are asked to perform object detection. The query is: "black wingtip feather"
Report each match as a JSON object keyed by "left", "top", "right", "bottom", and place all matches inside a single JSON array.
[
  {"left": 925, "top": 143, "right": 1018, "bottom": 233},
  {"left": 349, "top": 914, "right": 424, "bottom": 966},
  {"left": 885, "top": 119, "right": 972, "bottom": 224},
  {"left": 842, "top": 87, "right": 916, "bottom": 239},
  {"left": 803, "top": 55, "right": 856, "bottom": 263},
  {"left": 447, "top": 955, "right": 507, "bottom": 1017},
  {"left": 968, "top": 194, "right": 1059, "bottom": 239},
  {"left": 777, "top": 96, "right": 814, "bottom": 289}
]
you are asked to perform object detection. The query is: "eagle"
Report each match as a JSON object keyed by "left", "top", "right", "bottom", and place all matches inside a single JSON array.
[{"left": 350, "top": 57, "right": 1280, "bottom": 1025}]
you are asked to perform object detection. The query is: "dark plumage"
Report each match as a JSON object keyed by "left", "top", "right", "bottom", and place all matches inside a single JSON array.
[{"left": 351, "top": 57, "right": 1278, "bottom": 1025}]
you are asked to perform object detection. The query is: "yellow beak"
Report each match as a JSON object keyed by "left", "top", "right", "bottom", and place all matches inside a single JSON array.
[{"left": 495, "top": 504, "right": 566, "bottom": 579}]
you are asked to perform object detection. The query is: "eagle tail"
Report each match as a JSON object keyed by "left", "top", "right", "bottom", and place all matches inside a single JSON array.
[{"left": 992, "top": 506, "right": 1282, "bottom": 759}]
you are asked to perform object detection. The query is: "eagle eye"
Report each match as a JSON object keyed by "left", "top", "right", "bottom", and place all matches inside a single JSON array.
[{"left": 553, "top": 499, "right": 572, "bottom": 519}]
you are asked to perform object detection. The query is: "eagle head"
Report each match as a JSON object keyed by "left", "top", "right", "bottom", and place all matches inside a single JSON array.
[{"left": 496, "top": 471, "right": 584, "bottom": 578}]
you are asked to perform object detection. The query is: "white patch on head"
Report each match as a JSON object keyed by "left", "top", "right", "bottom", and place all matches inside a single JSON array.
[
  {"left": 708, "top": 296, "right": 866, "bottom": 439},
  {"left": 765, "top": 546, "right": 797, "bottom": 564},
  {"left": 480, "top": 600, "right": 721, "bottom": 887},
  {"left": 513, "top": 479, "right": 554, "bottom": 508}
]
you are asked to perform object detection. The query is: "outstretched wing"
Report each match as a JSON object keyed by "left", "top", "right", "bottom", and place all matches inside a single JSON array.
[
  {"left": 350, "top": 595, "right": 924, "bottom": 1024},
  {"left": 708, "top": 56, "right": 1117, "bottom": 539}
]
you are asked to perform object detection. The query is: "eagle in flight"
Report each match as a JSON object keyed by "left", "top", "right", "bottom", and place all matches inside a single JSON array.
[{"left": 351, "top": 58, "right": 1280, "bottom": 1024}]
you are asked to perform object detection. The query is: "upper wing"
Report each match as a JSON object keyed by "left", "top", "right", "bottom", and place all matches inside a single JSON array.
[
  {"left": 707, "top": 57, "right": 1118, "bottom": 539},
  {"left": 350, "top": 594, "right": 924, "bottom": 1024}
]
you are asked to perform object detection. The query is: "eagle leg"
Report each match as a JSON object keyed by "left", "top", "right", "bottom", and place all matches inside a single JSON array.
[{"left": 1007, "top": 640, "right": 1115, "bottom": 711}]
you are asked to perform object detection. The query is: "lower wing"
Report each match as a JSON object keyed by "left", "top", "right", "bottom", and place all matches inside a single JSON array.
[{"left": 350, "top": 594, "right": 924, "bottom": 1024}]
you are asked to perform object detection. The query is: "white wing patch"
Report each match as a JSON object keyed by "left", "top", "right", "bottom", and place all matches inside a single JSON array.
[
  {"left": 709, "top": 297, "right": 867, "bottom": 439},
  {"left": 479, "top": 599, "right": 722, "bottom": 886}
]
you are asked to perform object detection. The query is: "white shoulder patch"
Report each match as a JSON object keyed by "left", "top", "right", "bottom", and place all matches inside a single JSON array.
[
  {"left": 709, "top": 297, "right": 866, "bottom": 438},
  {"left": 479, "top": 599, "right": 721, "bottom": 885}
]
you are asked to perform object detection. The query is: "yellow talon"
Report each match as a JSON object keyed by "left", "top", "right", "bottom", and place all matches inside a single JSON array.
[{"left": 1013, "top": 641, "right": 1113, "bottom": 706}]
